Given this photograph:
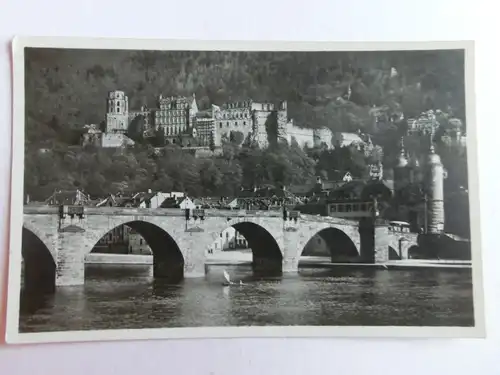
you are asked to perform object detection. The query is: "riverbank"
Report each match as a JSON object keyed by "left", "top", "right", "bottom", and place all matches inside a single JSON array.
[
  {"left": 206, "top": 252, "right": 472, "bottom": 270},
  {"left": 85, "top": 253, "right": 153, "bottom": 265},
  {"left": 85, "top": 251, "right": 472, "bottom": 269}
]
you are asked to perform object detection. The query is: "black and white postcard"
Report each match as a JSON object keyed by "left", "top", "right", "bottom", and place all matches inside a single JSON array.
[{"left": 5, "top": 37, "right": 485, "bottom": 344}]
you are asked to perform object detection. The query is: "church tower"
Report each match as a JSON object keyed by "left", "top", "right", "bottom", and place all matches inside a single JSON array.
[
  {"left": 425, "top": 141, "right": 445, "bottom": 234},
  {"left": 106, "top": 90, "right": 129, "bottom": 133},
  {"left": 189, "top": 93, "right": 199, "bottom": 128}
]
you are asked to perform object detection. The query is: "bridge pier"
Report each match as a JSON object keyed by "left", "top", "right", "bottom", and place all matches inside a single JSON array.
[
  {"left": 252, "top": 258, "right": 283, "bottom": 276},
  {"left": 359, "top": 218, "right": 390, "bottom": 263},
  {"left": 179, "top": 231, "right": 212, "bottom": 278},
  {"left": 282, "top": 229, "right": 300, "bottom": 273},
  {"left": 55, "top": 231, "right": 92, "bottom": 286}
]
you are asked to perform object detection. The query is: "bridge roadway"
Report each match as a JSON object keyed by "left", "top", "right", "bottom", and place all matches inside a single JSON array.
[
  {"left": 21, "top": 205, "right": 419, "bottom": 291},
  {"left": 23, "top": 206, "right": 360, "bottom": 225}
]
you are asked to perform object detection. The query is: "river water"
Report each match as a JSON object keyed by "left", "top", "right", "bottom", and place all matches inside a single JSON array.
[{"left": 18, "top": 263, "right": 474, "bottom": 332}]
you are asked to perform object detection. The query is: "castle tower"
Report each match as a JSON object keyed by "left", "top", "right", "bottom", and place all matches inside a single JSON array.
[
  {"left": 277, "top": 100, "right": 288, "bottom": 143},
  {"left": 251, "top": 105, "right": 269, "bottom": 148},
  {"left": 426, "top": 141, "right": 445, "bottom": 234},
  {"left": 106, "top": 90, "right": 129, "bottom": 133},
  {"left": 394, "top": 137, "right": 410, "bottom": 193}
]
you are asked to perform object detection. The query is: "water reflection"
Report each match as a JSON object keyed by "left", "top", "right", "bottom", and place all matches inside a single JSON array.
[{"left": 19, "top": 264, "right": 474, "bottom": 333}]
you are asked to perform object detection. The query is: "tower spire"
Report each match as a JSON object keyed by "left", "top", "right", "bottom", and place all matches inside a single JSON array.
[
  {"left": 399, "top": 136, "right": 405, "bottom": 155},
  {"left": 396, "top": 136, "right": 408, "bottom": 168}
]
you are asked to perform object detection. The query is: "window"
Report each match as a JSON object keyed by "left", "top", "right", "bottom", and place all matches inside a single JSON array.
[
  {"left": 235, "top": 122, "right": 238, "bottom": 126},
  {"left": 140, "top": 239, "right": 143, "bottom": 245},
  {"left": 352, "top": 204, "right": 359, "bottom": 211},
  {"left": 330, "top": 204, "right": 337, "bottom": 213},
  {"left": 346, "top": 204, "right": 352, "bottom": 212},
  {"left": 117, "top": 108, "right": 120, "bottom": 113},
  {"left": 243, "top": 121, "right": 246, "bottom": 126},
  {"left": 219, "top": 123, "right": 222, "bottom": 128},
  {"left": 338, "top": 204, "right": 345, "bottom": 212},
  {"left": 226, "top": 122, "right": 229, "bottom": 127}
]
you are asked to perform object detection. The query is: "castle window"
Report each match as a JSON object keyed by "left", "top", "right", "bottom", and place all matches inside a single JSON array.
[
  {"left": 117, "top": 108, "right": 120, "bottom": 113},
  {"left": 219, "top": 123, "right": 222, "bottom": 128},
  {"left": 235, "top": 122, "right": 238, "bottom": 126},
  {"left": 226, "top": 122, "right": 229, "bottom": 127},
  {"left": 243, "top": 121, "right": 246, "bottom": 126}
]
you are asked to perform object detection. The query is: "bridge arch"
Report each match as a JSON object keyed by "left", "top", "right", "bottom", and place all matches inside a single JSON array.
[
  {"left": 301, "top": 226, "right": 361, "bottom": 262},
  {"left": 210, "top": 218, "right": 284, "bottom": 275},
  {"left": 22, "top": 219, "right": 57, "bottom": 261},
  {"left": 89, "top": 220, "right": 185, "bottom": 283},
  {"left": 21, "top": 227, "right": 56, "bottom": 293},
  {"left": 389, "top": 235, "right": 419, "bottom": 260}
]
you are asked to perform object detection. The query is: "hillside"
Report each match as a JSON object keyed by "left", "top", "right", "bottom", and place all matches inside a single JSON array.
[{"left": 24, "top": 48, "right": 466, "bottom": 146}]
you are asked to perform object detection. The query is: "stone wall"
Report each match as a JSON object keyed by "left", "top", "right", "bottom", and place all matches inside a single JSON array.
[
  {"left": 286, "top": 122, "right": 314, "bottom": 148},
  {"left": 388, "top": 233, "right": 419, "bottom": 260},
  {"left": 101, "top": 133, "right": 135, "bottom": 148}
]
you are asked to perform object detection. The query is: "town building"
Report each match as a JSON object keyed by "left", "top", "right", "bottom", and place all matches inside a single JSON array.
[
  {"left": 209, "top": 227, "right": 248, "bottom": 253},
  {"left": 127, "top": 228, "right": 152, "bottom": 255},
  {"left": 44, "top": 189, "right": 90, "bottom": 206}
]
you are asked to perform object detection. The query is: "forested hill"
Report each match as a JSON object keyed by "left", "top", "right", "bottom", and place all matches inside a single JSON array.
[{"left": 25, "top": 48, "right": 465, "bottom": 145}]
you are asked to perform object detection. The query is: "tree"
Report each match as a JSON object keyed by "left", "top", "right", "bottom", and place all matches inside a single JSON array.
[
  {"left": 152, "top": 129, "right": 165, "bottom": 147},
  {"left": 229, "top": 130, "right": 245, "bottom": 145},
  {"left": 127, "top": 116, "right": 146, "bottom": 143}
]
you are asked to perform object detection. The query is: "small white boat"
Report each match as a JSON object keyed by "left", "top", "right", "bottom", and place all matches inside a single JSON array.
[{"left": 222, "top": 270, "right": 246, "bottom": 286}]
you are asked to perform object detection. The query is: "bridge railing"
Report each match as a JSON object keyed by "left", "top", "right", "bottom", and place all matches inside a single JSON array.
[{"left": 23, "top": 205, "right": 285, "bottom": 218}]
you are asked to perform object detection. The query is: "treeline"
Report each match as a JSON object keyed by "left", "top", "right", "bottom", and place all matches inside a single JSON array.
[
  {"left": 24, "top": 133, "right": 468, "bottom": 206},
  {"left": 25, "top": 137, "right": 379, "bottom": 201}
]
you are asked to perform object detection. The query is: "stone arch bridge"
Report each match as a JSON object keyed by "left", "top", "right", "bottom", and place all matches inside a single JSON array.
[{"left": 21, "top": 206, "right": 418, "bottom": 291}]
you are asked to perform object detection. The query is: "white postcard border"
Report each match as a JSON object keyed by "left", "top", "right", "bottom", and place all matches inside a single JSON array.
[{"left": 5, "top": 37, "right": 485, "bottom": 344}]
